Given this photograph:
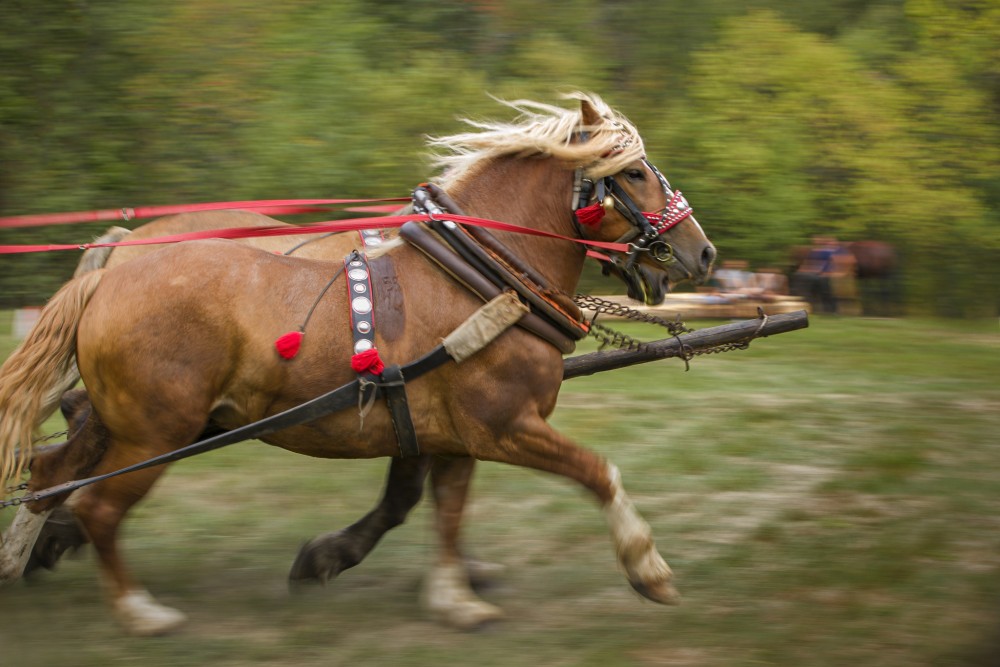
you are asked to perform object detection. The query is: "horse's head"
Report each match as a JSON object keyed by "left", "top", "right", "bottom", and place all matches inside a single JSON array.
[
  {"left": 428, "top": 92, "right": 715, "bottom": 304},
  {"left": 572, "top": 97, "right": 716, "bottom": 304}
]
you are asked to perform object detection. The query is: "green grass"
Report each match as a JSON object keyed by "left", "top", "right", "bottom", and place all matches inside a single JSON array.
[{"left": 2, "top": 313, "right": 999, "bottom": 666}]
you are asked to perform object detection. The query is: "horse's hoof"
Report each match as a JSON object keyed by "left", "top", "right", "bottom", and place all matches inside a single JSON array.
[
  {"left": 288, "top": 540, "right": 330, "bottom": 587},
  {"left": 431, "top": 598, "right": 504, "bottom": 630},
  {"left": 422, "top": 561, "right": 504, "bottom": 630},
  {"left": 625, "top": 550, "right": 681, "bottom": 605},
  {"left": 629, "top": 577, "right": 681, "bottom": 605},
  {"left": 113, "top": 589, "right": 187, "bottom": 636},
  {"left": 466, "top": 558, "right": 505, "bottom": 590},
  {"left": 287, "top": 532, "right": 353, "bottom": 587}
]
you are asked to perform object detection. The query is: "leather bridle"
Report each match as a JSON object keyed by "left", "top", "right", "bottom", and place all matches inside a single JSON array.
[{"left": 572, "top": 154, "right": 694, "bottom": 301}]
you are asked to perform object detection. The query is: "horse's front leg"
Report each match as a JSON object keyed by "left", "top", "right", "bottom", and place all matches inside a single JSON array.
[
  {"left": 422, "top": 456, "right": 503, "bottom": 628},
  {"left": 478, "top": 415, "right": 680, "bottom": 606},
  {"left": 289, "top": 455, "right": 432, "bottom": 585}
]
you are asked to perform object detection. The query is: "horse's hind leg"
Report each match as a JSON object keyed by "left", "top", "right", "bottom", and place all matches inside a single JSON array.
[
  {"left": 71, "top": 446, "right": 187, "bottom": 636},
  {"left": 66, "top": 403, "right": 207, "bottom": 635},
  {"left": 289, "top": 455, "right": 432, "bottom": 585},
  {"left": 422, "top": 456, "right": 504, "bottom": 628}
]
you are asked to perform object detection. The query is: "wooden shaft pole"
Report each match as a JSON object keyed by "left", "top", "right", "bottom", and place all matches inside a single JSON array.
[{"left": 562, "top": 309, "right": 809, "bottom": 380}]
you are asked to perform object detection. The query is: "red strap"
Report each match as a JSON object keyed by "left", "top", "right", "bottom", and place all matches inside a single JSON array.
[
  {"left": 0, "top": 213, "right": 633, "bottom": 255},
  {"left": 0, "top": 197, "right": 411, "bottom": 229}
]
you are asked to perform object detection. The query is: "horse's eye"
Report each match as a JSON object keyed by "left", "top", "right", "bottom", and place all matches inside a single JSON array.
[{"left": 625, "top": 169, "right": 645, "bottom": 181}]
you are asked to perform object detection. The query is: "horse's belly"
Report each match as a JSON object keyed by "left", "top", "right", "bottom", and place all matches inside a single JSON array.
[{"left": 257, "top": 413, "right": 404, "bottom": 460}]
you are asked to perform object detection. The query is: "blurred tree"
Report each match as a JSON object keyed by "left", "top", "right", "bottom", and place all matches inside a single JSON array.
[
  {"left": 0, "top": 0, "right": 995, "bottom": 314},
  {"left": 658, "top": 10, "right": 997, "bottom": 314},
  {"left": 0, "top": 0, "right": 142, "bottom": 304}
]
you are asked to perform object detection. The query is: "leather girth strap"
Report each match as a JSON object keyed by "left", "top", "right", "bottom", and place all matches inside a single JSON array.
[{"left": 380, "top": 365, "right": 420, "bottom": 457}]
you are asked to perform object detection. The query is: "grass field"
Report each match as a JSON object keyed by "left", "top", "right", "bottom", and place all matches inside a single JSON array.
[{"left": 1, "top": 311, "right": 998, "bottom": 666}]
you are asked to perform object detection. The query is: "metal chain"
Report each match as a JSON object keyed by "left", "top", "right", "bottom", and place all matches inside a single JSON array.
[
  {"left": 33, "top": 429, "right": 68, "bottom": 444},
  {"left": 3, "top": 466, "right": 31, "bottom": 505},
  {"left": 1, "top": 477, "right": 32, "bottom": 507},
  {"left": 573, "top": 293, "right": 691, "bottom": 335},
  {"left": 1, "top": 431, "right": 70, "bottom": 505},
  {"left": 1, "top": 494, "right": 30, "bottom": 508},
  {"left": 571, "top": 294, "right": 766, "bottom": 365}
]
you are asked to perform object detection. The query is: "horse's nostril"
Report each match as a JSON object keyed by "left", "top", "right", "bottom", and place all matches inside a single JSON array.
[{"left": 701, "top": 245, "right": 717, "bottom": 273}]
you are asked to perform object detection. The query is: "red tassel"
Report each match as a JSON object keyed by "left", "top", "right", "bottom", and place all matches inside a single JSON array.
[
  {"left": 351, "top": 348, "right": 385, "bottom": 375},
  {"left": 275, "top": 331, "right": 304, "bottom": 359},
  {"left": 574, "top": 202, "right": 606, "bottom": 228}
]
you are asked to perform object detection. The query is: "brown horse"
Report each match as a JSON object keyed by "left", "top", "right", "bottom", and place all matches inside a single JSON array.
[
  {"left": 30, "top": 191, "right": 682, "bottom": 624},
  {"left": 848, "top": 240, "right": 900, "bottom": 316},
  {"left": 44, "top": 211, "right": 511, "bottom": 626},
  {"left": 0, "top": 93, "right": 715, "bottom": 635},
  {"left": 29, "top": 156, "right": 691, "bottom": 621}
]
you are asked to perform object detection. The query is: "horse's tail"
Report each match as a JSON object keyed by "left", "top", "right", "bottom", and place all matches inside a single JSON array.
[
  {"left": 0, "top": 270, "right": 105, "bottom": 485},
  {"left": 32, "top": 226, "right": 132, "bottom": 431},
  {"left": 73, "top": 226, "right": 130, "bottom": 277}
]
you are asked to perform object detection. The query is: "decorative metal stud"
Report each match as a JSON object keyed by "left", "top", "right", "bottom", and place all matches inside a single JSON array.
[{"left": 352, "top": 297, "right": 372, "bottom": 315}]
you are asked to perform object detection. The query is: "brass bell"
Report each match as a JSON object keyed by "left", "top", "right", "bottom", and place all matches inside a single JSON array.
[{"left": 601, "top": 195, "right": 616, "bottom": 214}]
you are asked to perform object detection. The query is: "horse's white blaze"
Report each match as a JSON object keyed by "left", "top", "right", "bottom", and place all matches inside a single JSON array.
[
  {"left": 113, "top": 589, "right": 187, "bottom": 636},
  {"left": 0, "top": 505, "right": 53, "bottom": 584},
  {"left": 603, "top": 462, "right": 679, "bottom": 604},
  {"left": 422, "top": 561, "right": 503, "bottom": 629}
]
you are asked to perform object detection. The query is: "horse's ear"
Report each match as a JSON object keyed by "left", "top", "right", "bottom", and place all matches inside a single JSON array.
[{"left": 580, "top": 98, "right": 602, "bottom": 128}]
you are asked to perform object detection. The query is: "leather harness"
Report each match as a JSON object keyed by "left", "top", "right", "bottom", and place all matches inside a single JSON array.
[{"left": 343, "top": 183, "right": 594, "bottom": 459}]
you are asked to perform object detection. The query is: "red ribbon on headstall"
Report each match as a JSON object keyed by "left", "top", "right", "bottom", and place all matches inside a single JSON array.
[
  {"left": 351, "top": 348, "right": 385, "bottom": 375},
  {"left": 574, "top": 202, "right": 606, "bottom": 228}
]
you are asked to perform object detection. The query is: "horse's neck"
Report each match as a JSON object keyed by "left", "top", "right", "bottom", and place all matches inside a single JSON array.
[{"left": 448, "top": 157, "right": 584, "bottom": 294}]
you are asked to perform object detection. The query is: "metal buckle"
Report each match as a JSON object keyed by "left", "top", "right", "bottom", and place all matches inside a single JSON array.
[{"left": 647, "top": 240, "right": 675, "bottom": 264}]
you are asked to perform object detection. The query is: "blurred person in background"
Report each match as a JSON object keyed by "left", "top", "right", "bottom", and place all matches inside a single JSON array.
[{"left": 793, "top": 235, "right": 857, "bottom": 314}]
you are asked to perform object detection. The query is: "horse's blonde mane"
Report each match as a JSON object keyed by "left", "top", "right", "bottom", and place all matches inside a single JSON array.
[{"left": 428, "top": 92, "right": 645, "bottom": 186}]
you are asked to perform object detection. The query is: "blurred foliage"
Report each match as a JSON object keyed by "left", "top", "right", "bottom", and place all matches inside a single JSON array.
[{"left": 0, "top": 0, "right": 997, "bottom": 315}]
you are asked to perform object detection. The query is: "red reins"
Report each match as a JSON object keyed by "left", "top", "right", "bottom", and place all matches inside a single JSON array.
[
  {"left": 0, "top": 211, "right": 633, "bottom": 255},
  {"left": 0, "top": 197, "right": 411, "bottom": 229}
]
